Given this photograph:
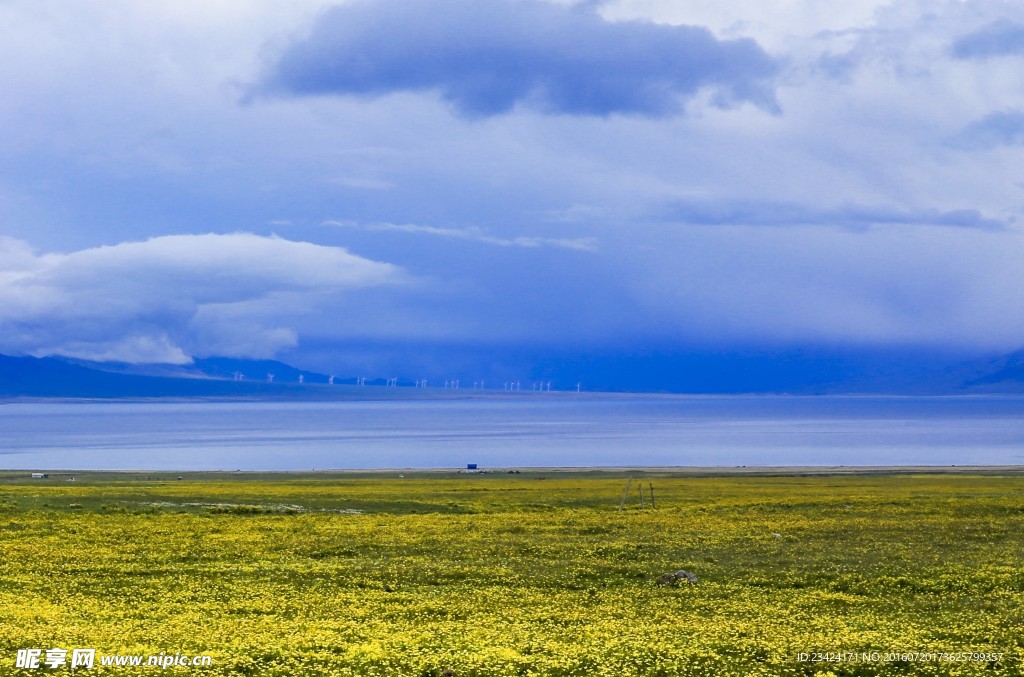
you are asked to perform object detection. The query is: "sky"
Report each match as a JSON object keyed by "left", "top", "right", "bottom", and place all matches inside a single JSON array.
[{"left": 2, "top": 0, "right": 1024, "bottom": 385}]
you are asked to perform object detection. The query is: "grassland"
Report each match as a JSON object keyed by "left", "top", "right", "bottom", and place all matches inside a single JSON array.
[{"left": 1, "top": 471, "right": 1023, "bottom": 675}]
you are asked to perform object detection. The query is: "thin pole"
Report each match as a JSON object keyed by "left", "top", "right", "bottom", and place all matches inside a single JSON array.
[
  {"left": 649, "top": 483, "right": 655, "bottom": 509},
  {"left": 618, "top": 478, "right": 632, "bottom": 510},
  {"left": 638, "top": 482, "right": 645, "bottom": 509}
]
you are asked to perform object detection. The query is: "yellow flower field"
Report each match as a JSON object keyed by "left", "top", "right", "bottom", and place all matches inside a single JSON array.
[{"left": 1, "top": 471, "right": 1022, "bottom": 675}]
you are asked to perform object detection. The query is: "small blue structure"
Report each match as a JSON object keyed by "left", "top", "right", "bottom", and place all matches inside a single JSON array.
[{"left": 467, "top": 463, "right": 478, "bottom": 470}]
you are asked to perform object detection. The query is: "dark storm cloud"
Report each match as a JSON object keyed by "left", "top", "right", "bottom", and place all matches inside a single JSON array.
[
  {"left": 259, "top": 0, "right": 779, "bottom": 117},
  {"left": 951, "top": 20, "right": 1024, "bottom": 59}
]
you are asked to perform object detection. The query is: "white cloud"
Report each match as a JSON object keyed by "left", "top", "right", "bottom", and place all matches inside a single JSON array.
[
  {"left": 33, "top": 335, "right": 193, "bottom": 365},
  {"left": 323, "top": 219, "right": 599, "bottom": 251},
  {"left": 327, "top": 177, "right": 395, "bottom": 190},
  {"left": 0, "top": 233, "right": 405, "bottom": 363}
]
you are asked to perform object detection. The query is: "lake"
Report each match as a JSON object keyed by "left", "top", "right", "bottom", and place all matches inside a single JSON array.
[{"left": 2, "top": 394, "right": 1023, "bottom": 470}]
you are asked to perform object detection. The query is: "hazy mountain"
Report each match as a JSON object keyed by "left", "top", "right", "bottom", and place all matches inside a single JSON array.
[
  {"left": 0, "top": 354, "right": 307, "bottom": 398},
  {"left": 2, "top": 348, "right": 1024, "bottom": 398},
  {"left": 517, "top": 349, "right": 983, "bottom": 395},
  {"left": 961, "top": 350, "right": 1024, "bottom": 392},
  {"left": 191, "top": 357, "right": 330, "bottom": 384},
  {"left": 62, "top": 356, "right": 332, "bottom": 385}
]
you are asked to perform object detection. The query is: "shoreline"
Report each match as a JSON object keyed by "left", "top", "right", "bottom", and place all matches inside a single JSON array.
[
  {"left": 4, "top": 465, "right": 1024, "bottom": 478},
  {"left": 6, "top": 391, "right": 1024, "bottom": 405}
]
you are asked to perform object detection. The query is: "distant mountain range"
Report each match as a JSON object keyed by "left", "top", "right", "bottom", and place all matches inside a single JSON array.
[
  {"left": 1, "top": 349, "right": 1024, "bottom": 399},
  {"left": 0, "top": 354, "right": 358, "bottom": 399},
  {"left": 537, "top": 347, "right": 1024, "bottom": 395}
]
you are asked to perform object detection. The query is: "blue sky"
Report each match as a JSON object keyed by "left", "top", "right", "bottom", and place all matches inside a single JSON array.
[{"left": 2, "top": 0, "right": 1024, "bottom": 382}]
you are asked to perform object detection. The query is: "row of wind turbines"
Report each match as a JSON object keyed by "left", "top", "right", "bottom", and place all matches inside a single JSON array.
[{"left": 231, "top": 371, "right": 582, "bottom": 392}]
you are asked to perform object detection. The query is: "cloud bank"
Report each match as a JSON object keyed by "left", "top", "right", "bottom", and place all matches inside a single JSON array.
[
  {"left": 0, "top": 233, "right": 404, "bottom": 363},
  {"left": 663, "top": 201, "right": 1008, "bottom": 230},
  {"left": 951, "top": 20, "right": 1024, "bottom": 59},
  {"left": 260, "top": 0, "right": 779, "bottom": 117},
  {"left": 5, "top": 1, "right": 1024, "bottom": 381},
  {"left": 951, "top": 110, "right": 1024, "bottom": 149}
]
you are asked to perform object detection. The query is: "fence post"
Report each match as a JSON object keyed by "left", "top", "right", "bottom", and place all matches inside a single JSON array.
[{"left": 618, "top": 478, "right": 632, "bottom": 510}]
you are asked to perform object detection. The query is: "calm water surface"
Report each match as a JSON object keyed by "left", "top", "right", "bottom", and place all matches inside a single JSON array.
[{"left": 1, "top": 395, "right": 1023, "bottom": 470}]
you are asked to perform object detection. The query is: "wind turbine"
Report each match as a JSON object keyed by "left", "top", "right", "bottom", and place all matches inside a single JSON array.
[
  {"left": 329, "top": 375, "right": 335, "bottom": 385},
  {"left": 267, "top": 372, "right": 274, "bottom": 383}
]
